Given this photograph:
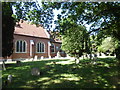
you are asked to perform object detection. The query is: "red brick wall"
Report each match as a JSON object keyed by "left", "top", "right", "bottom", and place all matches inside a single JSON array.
[
  {"left": 6, "top": 35, "right": 66, "bottom": 60},
  {"left": 12, "top": 35, "right": 50, "bottom": 59}
]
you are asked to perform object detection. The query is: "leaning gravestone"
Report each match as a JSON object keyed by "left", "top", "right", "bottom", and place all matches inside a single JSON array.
[{"left": 31, "top": 67, "right": 40, "bottom": 76}]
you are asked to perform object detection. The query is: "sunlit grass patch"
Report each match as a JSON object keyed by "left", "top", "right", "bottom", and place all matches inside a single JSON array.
[
  {"left": 14, "top": 65, "right": 30, "bottom": 70},
  {"left": 37, "top": 77, "right": 51, "bottom": 82},
  {"left": 2, "top": 58, "right": 119, "bottom": 88},
  {"left": 57, "top": 59, "right": 74, "bottom": 65},
  {"left": 59, "top": 74, "right": 80, "bottom": 81}
]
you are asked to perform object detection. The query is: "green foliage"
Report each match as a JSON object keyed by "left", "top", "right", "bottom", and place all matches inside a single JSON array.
[
  {"left": 42, "top": 2, "right": 120, "bottom": 60},
  {"left": 3, "top": 2, "right": 120, "bottom": 60},
  {"left": 61, "top": 19, "right": 89, "bottom": 58},
  {"left": 50, "top": 2, "right": 120, "bottom": 37},
  {"left": 10, "top": 2, "right": 54, "bottom": 29},
  {"left": 45, "top": 2, "right": 120, "bottom": 58},
  {"left": 98, "top": 37, "right": 118, "bottom": 53}
]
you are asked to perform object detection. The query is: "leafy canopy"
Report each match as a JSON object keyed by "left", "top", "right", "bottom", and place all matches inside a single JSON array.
[
  {"left": 2, "top": 2, "right": 120, "bottom": 60},
  {"left": 98, "top": 37, "right": 119, "bottom": 53},
  {"left": 61, "top": 18, "right": 89, "bottom": 58}
]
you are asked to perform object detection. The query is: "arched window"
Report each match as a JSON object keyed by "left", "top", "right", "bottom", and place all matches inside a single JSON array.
[
  {"left": 16, "top": 40, "right": 27, "bottom": 53},
  {"left": 51, "top": 43, "right": 55, "bottom": 53},
  {"left": 36, "top": 42, "right": 45, "bottom": 53}
]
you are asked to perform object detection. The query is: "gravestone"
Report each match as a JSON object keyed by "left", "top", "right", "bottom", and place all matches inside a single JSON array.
[
  {"left": 41, "top": 56, "right": 44, "bottom": 60},
  {"left": 56, "top": 51, "right": 61, "bottom": 58},
  {"left": 7, "top": 75, "right": 12, "bottom": 83},
  {"left": 75, "top": 58, "right": 79, "bottom": 64},
  {"left": 31, "top": 67, "right": 40, "bottom": 76},
  {"left": 34, "top": 55, "right": 38, "bottom": 61}
]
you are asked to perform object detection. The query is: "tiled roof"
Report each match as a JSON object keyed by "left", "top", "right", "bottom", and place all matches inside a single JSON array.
[{"left": 14, "top": 21, "right": 50, "bottom": 39}]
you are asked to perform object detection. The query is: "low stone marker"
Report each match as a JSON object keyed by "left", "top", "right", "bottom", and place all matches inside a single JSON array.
[
  {"left": 34, "top": 55, "right": 38, "bottom": 61},
  {"left": 7, "top": 75, "right": 12, "bottom": 83},
  {"left": 4, "top": 75, "right": 13, "bottom": 86},
  {"left": 41, "top": 56, "right": 44, "bottom": 60},
  {"left": 31, "top": 67, "right": 40, "bottom": 76},
  {"left": 75, "top": 58, "right": 79, "bottom": 64}
]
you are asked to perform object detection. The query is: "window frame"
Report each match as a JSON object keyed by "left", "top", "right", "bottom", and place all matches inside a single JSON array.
[
  {"left": 36, "top": 42, "right": 45, "bottom": 53},
  {"left": 15, "top": 40, "right": 27, "bottom": 53}
]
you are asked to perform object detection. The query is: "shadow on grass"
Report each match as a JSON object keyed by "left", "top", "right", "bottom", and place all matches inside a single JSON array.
[{"left": 2, "top": 58, "right": 120, "bottom": 89}]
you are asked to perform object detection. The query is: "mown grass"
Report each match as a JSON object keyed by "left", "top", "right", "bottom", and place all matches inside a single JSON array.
[{"left": 2, "top": 58, "right": 120, "bottom": 89}]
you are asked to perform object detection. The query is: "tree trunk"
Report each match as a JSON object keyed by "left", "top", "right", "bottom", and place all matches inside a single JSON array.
[{"left": 115, "top": 46, "right": 120, "bottom": 65}]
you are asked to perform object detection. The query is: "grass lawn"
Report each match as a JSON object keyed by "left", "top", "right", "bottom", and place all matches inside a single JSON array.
[{"left": 2, "top": 57, "right": 120, "bottom": 89}]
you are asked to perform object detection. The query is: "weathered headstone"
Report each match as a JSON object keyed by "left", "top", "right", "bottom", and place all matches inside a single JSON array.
[
  {"left": 34, "top": 55, "right": 38, "bottom": 61},
  {"left": 41, "top": 56, "right": 44, "bottom": 59},
  {"left": 57, "top": 51, "right": 61, "bottom": 58},
  {"left": 75, "top": 58, "right": 79, "bottom": 64},
  {"left": 31, "top": 67, "right": 40, "bottom": 76},
  {"left": 7, "top": 75, "right": 12, "bottom": 83}
]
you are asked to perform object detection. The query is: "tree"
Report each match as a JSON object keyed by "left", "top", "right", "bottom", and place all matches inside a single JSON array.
[
  {"left": 61, "top": 18, "right": 89, "bottom": 59},
  {"left": 98, "top": 37, "right": 118, "bottom": 55},
  {"left": 2, "top": 2, "right": 54, "bottom": 57},
  {"left": 2, "top": 2, "right": 15, "bottom": 58},
  {"left": 2, "top": 2, "right": 15, "bottom": 70},
  {"left": 12, "top": 2, "right": 54, "bottom": 30},
  {"left": 2, "top": 2, "right": 120, "bottom": 62},
  {"left": 43, "top": 2, "right": 120, "bottom": 61}
]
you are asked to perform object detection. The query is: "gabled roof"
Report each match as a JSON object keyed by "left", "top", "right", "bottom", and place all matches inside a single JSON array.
[{"left": 14, "top": 21, "right": 50, "bottom": 39}]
